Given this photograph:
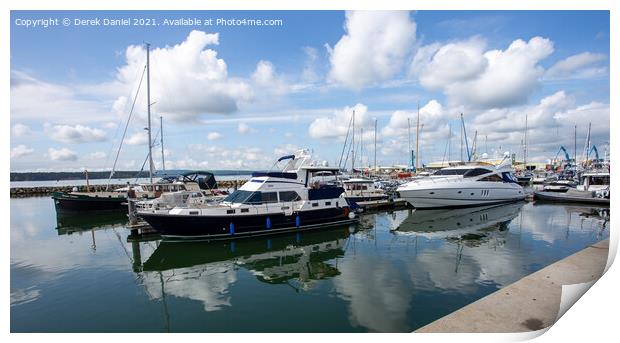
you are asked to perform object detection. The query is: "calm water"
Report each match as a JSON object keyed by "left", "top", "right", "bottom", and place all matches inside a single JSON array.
[{"left": 10, "top": 197, "right": 609, "bottom": 332}]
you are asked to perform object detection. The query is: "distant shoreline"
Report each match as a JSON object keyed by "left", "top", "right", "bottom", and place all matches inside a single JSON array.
[{"left": 10, "top": 170, "right": 259, "bottom": 182}]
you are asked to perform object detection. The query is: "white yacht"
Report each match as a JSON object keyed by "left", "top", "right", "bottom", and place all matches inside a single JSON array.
[
  {"left": 137, "top": 150, "right": 357, "bottom": 239},
  {"left": 396, "top": 159, "right": 525, "bottom": 209},
  {"left": 577, "top": 171, "right": 610, "bottom": 193}
]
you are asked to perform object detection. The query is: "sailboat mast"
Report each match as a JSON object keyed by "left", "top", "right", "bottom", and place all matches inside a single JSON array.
[
  {"left": 408, "top": 118, "right": 411, "bottom": 168},
  {"left": 146, "top": 43, "right": 154, "bottom": 184},
  {"left": 574, "top": 125, "right": 577, "bottom": 165},
  {"left": 448, "top": 122, "right": 452, "bottom": 161},
  {"left": 160, "top": 116, "right": 165, "bottom": 172},
  {"left": 360, "top": 127, "right": 364, "bottom": 168},
  {"left": 415, "top": 103, "right": 420, "bottom": 172},
  {"left": 524, "top": 113, "right": 528, "bottom": 166},
  {"left": 351, "top": 110, "right": 355, "bottom": 172},
  {"left": 374, "top": 118, "right": 377, "bottom": 172}
]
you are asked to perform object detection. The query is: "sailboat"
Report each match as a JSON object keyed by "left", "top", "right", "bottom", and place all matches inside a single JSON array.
[{"left": 52, "top": 44, "right": 219, "bottom": 212}]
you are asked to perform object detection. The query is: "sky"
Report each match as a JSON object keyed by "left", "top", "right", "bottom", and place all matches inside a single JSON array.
[{"left": 9, "top": 10, "right": 610, "bottom": 172}]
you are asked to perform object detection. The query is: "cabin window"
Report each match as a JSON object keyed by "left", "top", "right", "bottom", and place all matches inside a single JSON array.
[
  {"left": 464, "top": 168, "right": 491, "bottom": 178},
  {"left": 227, "top": 209, "right": 236, "bottom": 214},
  {"left": 262, "top": 192, "right": 279, "bottom": 203},
  {"left": 478, "top": 174, "right": 503, "bottom": 182},
  {"left": 588, "top": 176, "right": 610, "bottom": 185},
  {"left": 312, "top": 202, "right": 319, "bottom": 207},
  {"left": 325, "top": 202, "right": 331, "bottom": 206},
  {"left": 241, "top": 208, "right": 249, "bottom": 213},
  {"left": 279, "top": 191, "right": 301, "bottom": 202},
  {"left": 433, "top": 169, "right": 469, "bottom": 176}
]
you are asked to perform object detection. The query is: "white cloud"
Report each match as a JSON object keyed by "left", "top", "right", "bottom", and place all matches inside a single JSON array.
[
  {"left": 10, "top": 71, "right": 114, "bottom": 124},
  {"left": 237, "top": 122, "right": 256, "bottom": 134},
  {"left": 327, "top": 11, "right": 416, "bottom": 89},
  {"left": 251, "top": 60, "right": 289, "bottom": 95},
  {"left": 10, "top": 145, "right": 34, "bottom": 159},
  {"left": 48, "top": 147, "right": 78, "bottom": 161},
  {"left": 308, "top": 103, "right": 371, "bottom": 140},
  {"left": 412, "top": 36, "right": 554, "bottom": 109},
  {"left": 207, "top": 131, "right": 222, "bottom": 140},
  {"left": 382, "top": 100, "right": 448, "bottom": 138},
  {"left": 415, "top": 37, "right": 488, "bottom": 89},
  {"left": 88, "top": 151, "right": 107, "bottom": 159},
  {"left": 466, "top": 91, "right": 609, "bottom": 162},
  {"left": 545, "top": 52, "right": 607, "bottom": 80},
  {"left": 181, "top": 145, "right": 270, "bottom": 169},
  {"left": 48, "top": 124, "right": 107, "bottom": 144},
  {"left": 11, "top": 123, "right": 33, "bottom": 138},
  {"left": 112, "top": 30, "right": 253, "bottom": 122},
  {"left": 301, "top": 46, "right": 320, "bottom": 83},
  {"left": 125, "top": 131, "right": 149, "bottom": 145},
  {"left": 103, "top": 122, "right": 119, "bottom": 129},
  {"left": 273, "top": 144, "right": 301, "bottom": 156}
]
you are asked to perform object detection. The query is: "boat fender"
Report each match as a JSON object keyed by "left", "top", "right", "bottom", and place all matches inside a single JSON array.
[
  {"left": 295, "top": 215, "right": 300, "bottom": 228},
  {"left": 343, "top": 207, "right": 350, "bottom": 217},
  {"left": 266, "top": 217, "right": 271, "bottom": 229},
  {"left": 267, "top": 239, "right": 272, "bottom": 249},
  {"left": 230, "top": 241, "right": 236, "bottom": 253},
  {"left": 229, "top": 222, "right": 235, "bottom": 235}
]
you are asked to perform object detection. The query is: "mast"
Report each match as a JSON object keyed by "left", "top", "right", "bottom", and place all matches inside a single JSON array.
[
  {"left": 374, "top": 118, "right": 377, "bottom": 172},
  {"left": 160, "top": 116, "right": 165, "bottom": 172},
  {"left": 524, "top": 113, "right": 528, "bottom": 167},
  {"left": 415, "top": 103, "right": 420, "bottom": 172},
  {"left": 408, "top": 117, "right": 411, "bottom": 169},
  {"left": 460, "top": 113, "right": 471, "bottom": 162},
  {"left": 448, "top": 122, "right": 452, "bottom": 162},
  {"left": 351, "top": 109, "right": 355, "bottom": 172},
  {"left": 574, "top": 125, "right": 577, "bottom": 165},
  {"left": 360, "top": 127, "right": 364, "bottom": 168},
  {"left": 460, "top": 117, "right": 463, "bottom": 162},
  {"left": 146, "top": 42, "right": 154, "bottom": 184},
  {"left": 584, "top": 122, "right": 591, "bottom": 166}
]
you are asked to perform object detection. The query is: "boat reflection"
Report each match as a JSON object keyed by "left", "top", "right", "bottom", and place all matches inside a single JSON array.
[
  {"left": 131, "top": 225, "right": 355, "bottom": 315},
  {"left": 392, "top": 202, "right": 525, "bottom": 241},
  {"left": 55, "top": 211, "right": 128, "bottom": 236}
]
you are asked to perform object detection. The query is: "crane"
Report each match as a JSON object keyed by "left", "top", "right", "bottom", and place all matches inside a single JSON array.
[
  {"left": 555, "top": 146, "right": 572, "bottom": 163},
  {"left": 587, "top": 145, "right": 600, "bottom": 161}
]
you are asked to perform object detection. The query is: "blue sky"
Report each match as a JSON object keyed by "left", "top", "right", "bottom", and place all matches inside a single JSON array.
[{"left": 10, "top": 10, "right": 610, "bottom": 171}]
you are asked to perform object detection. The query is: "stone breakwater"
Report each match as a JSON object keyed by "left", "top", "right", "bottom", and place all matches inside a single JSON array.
[{"left": 10, "top": 180, "right": 247, "bottom": 197}]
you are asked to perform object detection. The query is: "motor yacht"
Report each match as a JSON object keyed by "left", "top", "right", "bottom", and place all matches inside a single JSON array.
[
  {"left": 396, "top": 158, "right": 525, "bottom": 209},
  {"left": 137, "top": 150, "right": 357, "bottom": 239}
]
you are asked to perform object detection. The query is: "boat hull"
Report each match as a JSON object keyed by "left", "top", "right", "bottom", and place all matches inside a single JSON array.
[
  {"left": 52, "top": 192, "right": 127, "bottom": 212},
  {"left": 397, "top": 183, "right": 526, "bottom": 209},
  {"left": 534, "top": 191, "right": 610, "bottom": 205},
  {"left": 139, "top": 207, "right": 354, "bottom": 239}
]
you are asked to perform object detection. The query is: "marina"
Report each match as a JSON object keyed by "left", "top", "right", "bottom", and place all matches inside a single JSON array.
[
  {"left": 10, "top": 194, "right": 609, "bottom": 332},
  {"left": 9, "top": 9, "right": 611, "bottom": 335}
]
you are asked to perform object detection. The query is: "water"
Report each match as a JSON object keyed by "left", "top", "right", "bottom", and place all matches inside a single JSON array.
[{"left": 10, "top": 197, "right": 609, "bottom": 332}]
